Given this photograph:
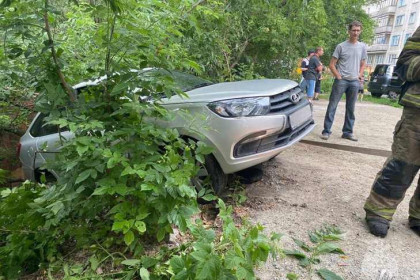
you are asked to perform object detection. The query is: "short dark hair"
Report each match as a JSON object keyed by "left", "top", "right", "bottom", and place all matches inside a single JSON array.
[
  {"left": 308, "top": 49, "right": 315, "bottom": 56},
  {"left": 348, "top": 20, "right": 363, "bottom": 30}
]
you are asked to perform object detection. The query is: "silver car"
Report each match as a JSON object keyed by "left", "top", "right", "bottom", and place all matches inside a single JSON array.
[{"left": 19, "top": 71, "right": 315, "bottom": 193}]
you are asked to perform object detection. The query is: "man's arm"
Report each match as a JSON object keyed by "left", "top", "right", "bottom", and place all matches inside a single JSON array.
[
  {"left": 359, "top": 59, "right": 366, "bottom": 81},
  {"left": 329, "top": 57, "right": 341, "bottom": 79},
  {"left": 316, "top": 63, "right": 323, "bottom": 73}
]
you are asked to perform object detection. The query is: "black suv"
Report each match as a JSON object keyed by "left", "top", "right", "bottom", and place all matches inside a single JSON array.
[{"left": 368, "top": 64, "right": 403, "bottom": 99}]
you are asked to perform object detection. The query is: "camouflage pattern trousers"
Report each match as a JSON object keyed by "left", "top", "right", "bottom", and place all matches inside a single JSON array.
[{"left": 364, "top": 106, "right": 420, "bottom": 226}]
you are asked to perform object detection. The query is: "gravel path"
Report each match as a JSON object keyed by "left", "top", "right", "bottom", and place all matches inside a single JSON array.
[{"left": 248, "top": 99, "right": 420, "bottom": 280}]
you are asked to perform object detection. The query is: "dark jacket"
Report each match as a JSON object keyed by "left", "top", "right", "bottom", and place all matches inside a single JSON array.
[{"left": 395, "top": 26, "right": 420, "bottom": 108}]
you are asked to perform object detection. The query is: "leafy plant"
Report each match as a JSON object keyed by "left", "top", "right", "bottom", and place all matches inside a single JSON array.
[
  {"left": 285, "top": 225, "right": 344, "bottom": 280},
  {"left": 44, "top": 199, "right": 281, "bottom": 279}
]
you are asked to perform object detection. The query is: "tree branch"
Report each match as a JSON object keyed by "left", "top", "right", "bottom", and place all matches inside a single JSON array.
[
  {"left": 43, "top": 0, "right": 76, "bottom": 102},
  {"left": 230, "top": 38, "right": 249, "bottom": 70}
]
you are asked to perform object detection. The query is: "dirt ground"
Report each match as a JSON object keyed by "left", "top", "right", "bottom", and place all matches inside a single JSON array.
[{"left": 247, "top": 99, "right": 420, "bottom": 280}]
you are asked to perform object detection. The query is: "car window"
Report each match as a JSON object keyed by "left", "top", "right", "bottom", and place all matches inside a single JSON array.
[
  {"left": 386, "top": 66, "right": 394, "bottom": 76},
  {"left": 373, "top": 65, "right": 389, "bottom": 76},
  {"left": 171, "top": 71, "right": 213, "bottom": 92},
  {"left": 29, "top": 113, "right": 60, "bottom": 137},
  {"left": 139, "top": 69, "right": 212, "bottom": 92}
]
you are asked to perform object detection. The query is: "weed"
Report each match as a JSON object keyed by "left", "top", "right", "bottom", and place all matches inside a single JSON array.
[{"left": 285, "top": 224, "right": 344, "bottom": 280}]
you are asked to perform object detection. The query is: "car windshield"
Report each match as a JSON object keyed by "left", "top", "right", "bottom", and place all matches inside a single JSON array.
[
  {"left": 140, "top": 69, "right": 213, "bottom": 92},
  {"left": 373, "top": 65, "right": 390, "bottom": 76},
  {"left": 74, "top": 69, "right": 213, "bottom": 99},
  {"left": 170, "top": 71, "right": 213, "bottom": 92}
]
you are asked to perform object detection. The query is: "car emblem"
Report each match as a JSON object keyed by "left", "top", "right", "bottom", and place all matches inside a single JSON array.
[{"left": 290, "top": 93, "right": 301, "bottom": 104}]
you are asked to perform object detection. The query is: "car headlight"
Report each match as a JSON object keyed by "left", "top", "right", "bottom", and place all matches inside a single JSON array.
[{"left": 207, "top": 97, "right": 270, "bottom": 117}]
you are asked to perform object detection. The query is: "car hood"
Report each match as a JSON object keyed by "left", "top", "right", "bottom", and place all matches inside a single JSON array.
[{"left": 163, "top": 79, "right": 298, "bottom": 104}]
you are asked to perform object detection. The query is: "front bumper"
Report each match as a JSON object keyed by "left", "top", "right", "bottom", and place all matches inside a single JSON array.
[{"left": 166, "top": 101, "right": 314, "bottom": 174}]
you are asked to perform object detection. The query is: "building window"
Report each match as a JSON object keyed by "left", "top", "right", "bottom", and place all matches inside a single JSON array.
[
  {"left": 404, "top": 33, "right": 411, "bottom": 44},
  {"left": 376, "top": 55, "right": 385, "bottom": 64},
  {"left": 391, "top": 35, "right": 400, "bottom": 46},
  {"left": 409, "top": 12, "right": 416, "bottom": 24},
  {"left": 388, "top": 54, "right": 397, "bottom": 63},
  {"left": 395, "top": 15, "right": 404, "bottom": 26},
  {"left": 375, "top": 35, "right": 387, "bottom": 44},
  {"left": 368, "top": 55, "right": 374, "bottom": 65},
  {"left": 397, "top": 0, "right": 406, "bottom": 7}
]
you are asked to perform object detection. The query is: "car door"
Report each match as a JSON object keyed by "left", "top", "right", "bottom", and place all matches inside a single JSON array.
[{"left": 30, "top": 113, "right": 73, "bottom": 177}]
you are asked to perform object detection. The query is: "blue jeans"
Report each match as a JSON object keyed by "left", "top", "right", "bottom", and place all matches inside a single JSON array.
[
  {"left": 322, "top": 79, "right": 359, "bottom": 136},
  {"left": 299, "top": 78, "right": 308, "bottom": 93},
  {"left": 306, "top": 79, "right": 316, "bottom": 98}
]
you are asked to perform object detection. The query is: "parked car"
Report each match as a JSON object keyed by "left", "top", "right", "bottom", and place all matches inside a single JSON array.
[
  {"left": 18, "top": 70, "right": 315, "bottom": 193},
  {"left": 368, "top": 64, "right": 403, "bottom": 99}
]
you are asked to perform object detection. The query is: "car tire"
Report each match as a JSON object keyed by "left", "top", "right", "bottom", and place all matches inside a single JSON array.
[
  {"left": 34, "top": 170, "right": 56, "bottom": 184},
  {"left": 192, "top": 154, "right": 228, "bottom": 195},
  {"left": 371, "top": 92, "right": 382, "bottom": 98},
  {"left": 388, "top": 91, "right": 399, "bottom": 100}
]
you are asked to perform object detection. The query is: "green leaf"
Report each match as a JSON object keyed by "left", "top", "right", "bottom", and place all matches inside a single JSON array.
[
  {"left": 92, "top": 186, "right": 109, "bottom": 196},
  {"left": 121, "top": 259, "right": 141, "bottom": 266},
  {"left": 114, "top": 185, "right": 129, "bottom": 195},
  {"left": 195, "top": 254, "right": 220, "bottom": 280},
  {"left": 1, "top": 188, "right": 12, "bottom": 198},
  {"left": 224, "top": 251, "right": 245, "bottom": 270},
  {"left": 170, "top": 256, "right": 185, "bottom": 274},
  {"left": 195, "top": 153, "right": 204, "bottom": 164},
  {"left": 76, "top": 144, "right": 89, "bottom": 156},
  {"left": 298, "top": 258, "right": 311, "bottom": 268},
  {"left": 271, "top": 232, "right": 283, "bottom": 241},
  {"left": 112, "top": 220, "right": 131, "bottom": 232},
  {"left": 134, "top": 221, "right": 146, "bottom": 233},
  {"left": 124, "top": 230, "right": 135, "bottom": 246},
  {"left": 317, "top": 242, "right": 344, "bottom": 254},
  {"left": 287, "top": 273, "right": 299, "bottom": 280},
  {"left": 139, "top": 267, "right": 150, "bottom": 280},
  {"left": 121, "top": 166, "right": 135, "bottom": 176},
  {"left": 309, "top": 233, "right": 320, "bottom": 243},
  {"left": 316, "top": 268, "right": 343, "bottom": 280},
  {"left": 201, "top": 194, "right": 217, "bottom": 201},
  {"left": 157, "top": 227, "right": 167, "bottom": 242},
  {"left": 111, "top": 82, "right": 129, "bottom": 95},
  {"left": 284, "top": 250, "right": 307, "bottom": 259},
  {"left": 89, "top": 255, "right": 100, "bottom": 271},
  {"left": 236, "top": 265, "right": 254, "bottom": 280},
  {"left": 47, "top": 201, "right": 64, "bottom": 215},
  {"left": 293, "top": 238, "right": 312, "bottom": 252},
  {"left": 75, "top": 169, "right": 91, "bottom": 184}
]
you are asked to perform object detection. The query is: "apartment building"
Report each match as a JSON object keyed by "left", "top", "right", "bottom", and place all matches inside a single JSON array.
[{"left": 364, "top": 0, "right": 419, "bottom": 71}]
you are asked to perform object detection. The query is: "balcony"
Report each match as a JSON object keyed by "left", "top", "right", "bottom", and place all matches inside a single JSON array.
[
  {"left": 368, "top": 44, "right": 388, "bottom": 52},
  {"left": 375, "top": 25, "right": 393, "bottom": 34},
  {"left": 372, "top": 5, "right": 397, "bottom": 17}
]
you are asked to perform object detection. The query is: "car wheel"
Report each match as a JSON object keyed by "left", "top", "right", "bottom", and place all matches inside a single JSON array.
[
  {"left": 388, "top": 91, "right": 399, "bottom": 100},
  {"left": 371, "top": 92, "right": 382, "bottom": 98},
  {"left": 35, "top": 170, "right": 56, "bottom": 184},
  {"left": 192, "top": 154, "right": 228, "bottom": 195}
]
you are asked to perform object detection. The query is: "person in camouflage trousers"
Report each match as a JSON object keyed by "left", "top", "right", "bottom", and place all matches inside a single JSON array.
[{"left": 364, "top": 26, "right": 420, "bottom": 238}]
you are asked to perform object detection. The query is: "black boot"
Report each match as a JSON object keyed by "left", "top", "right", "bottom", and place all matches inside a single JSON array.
[
  {"left": 366, "top": 217, "right": 390, "bottom": 238},
  {"left": 409, "top": 217, "right": 420, "bottom": 237}
]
